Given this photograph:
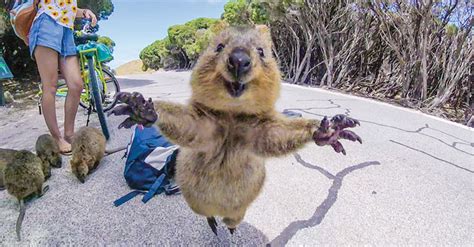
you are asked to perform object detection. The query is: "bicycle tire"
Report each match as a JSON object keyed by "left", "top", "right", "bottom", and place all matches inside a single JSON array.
[
  {"left": 79, "top": 67, "right": 120, "bottom": 112},
  {"left": 87, "top": 58, "right": 110, "bottom": 140},
  {"left": 101, "top": 67, "right": 120, "bottom": 112}
]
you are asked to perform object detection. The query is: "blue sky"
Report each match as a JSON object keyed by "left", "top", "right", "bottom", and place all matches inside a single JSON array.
[{"left": 99, "top": 0, "right": 228, "bottom": 68}]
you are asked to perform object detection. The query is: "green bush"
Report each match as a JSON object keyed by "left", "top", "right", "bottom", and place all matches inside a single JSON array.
[
  {"left": 140, "top": 18, "right": 225, "bottom": 71},
  {"left": 0, "top": 8, "right": 37, "bottom": 79},
  {"left": 97, "top": 36, "right": 116, "bottom": 51},
  {"left": 222, "top": 0, "right": 269, "bottom": 25}
]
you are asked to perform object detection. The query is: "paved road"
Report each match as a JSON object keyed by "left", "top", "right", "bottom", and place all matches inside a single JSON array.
[{"left": 0, "top": 71, "right": 472, "bottom": 246}]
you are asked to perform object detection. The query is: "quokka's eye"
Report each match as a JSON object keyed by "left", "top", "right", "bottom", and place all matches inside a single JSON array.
[
  {"left": 216, "top": 43, "right": 225, "bottom": 52},
  {"left": 257, "top": 47, "right": 265, "bottom": 57}
]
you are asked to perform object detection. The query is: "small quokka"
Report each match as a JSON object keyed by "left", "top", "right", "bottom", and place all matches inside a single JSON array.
[
  {"left": 70, "top": 127, "right": 106, "bottom": 183},
  {"left": 35, "top": 134, "right": 62, "bottom": 168},
  {"left": 1, "top": 149, "right": 49, "bottom": 241},
  {"left": 111, "top": 25, "right": 362, "bottom": 235},
  {"left": 1, "top": 147, "right": 51, "bottom": 184},
  {"left": 0, "top": 149, "right": 12, "bottom": 190}
]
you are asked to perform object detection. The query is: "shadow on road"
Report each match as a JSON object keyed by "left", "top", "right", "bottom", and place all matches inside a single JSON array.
[
  {"left": 118, "top": 78, "right": 156, "bottom": 90},
  {"left": 196, "top": 221, "right": 269, "bottom": 246}
]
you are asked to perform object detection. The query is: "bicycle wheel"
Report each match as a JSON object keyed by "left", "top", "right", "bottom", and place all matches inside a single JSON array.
[
  {"left": 79, "top": 67, "right": 120, "bottom": 112},
  {"left": 87, "top": 58, "right": 110, "bottom": 140},
  {"left": 101, "top": 67, "right": 120, "bottom": 112}
]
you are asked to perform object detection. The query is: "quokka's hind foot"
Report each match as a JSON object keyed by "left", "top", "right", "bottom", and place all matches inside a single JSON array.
[
  {"left": 223, "top": 215, "right": 243, "bottom": 235},
  {"left": 206, "top": 217, "right": 218, "bottom": 236},
  {"left": 39, "top": 185, "right": 49, "bottom": 197}
]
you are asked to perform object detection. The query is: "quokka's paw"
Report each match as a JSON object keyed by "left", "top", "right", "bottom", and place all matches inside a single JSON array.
[
  {"left": 313, "top": 114, "right": 362, "bottom": 155},
  {"left": 109, "top": 92, "right": 158, "bottom": 129}
]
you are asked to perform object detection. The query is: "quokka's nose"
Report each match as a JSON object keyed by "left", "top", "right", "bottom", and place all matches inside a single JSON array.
[{"left": 227, "top": 48, "right": 251, "bottom": 79}]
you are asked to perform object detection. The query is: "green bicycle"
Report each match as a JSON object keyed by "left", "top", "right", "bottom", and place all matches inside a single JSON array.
[{"left": 37, "top": 22, "right": 120, "bottom": 140}]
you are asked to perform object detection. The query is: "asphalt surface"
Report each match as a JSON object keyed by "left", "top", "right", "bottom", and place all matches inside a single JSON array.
[{"left": 0, "top": 71, "right": 472, "bottom": 246}]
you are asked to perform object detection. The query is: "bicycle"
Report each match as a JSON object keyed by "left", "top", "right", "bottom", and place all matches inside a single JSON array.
[{"left": 37, "top": 20, "right": 120, "bottom": 140}]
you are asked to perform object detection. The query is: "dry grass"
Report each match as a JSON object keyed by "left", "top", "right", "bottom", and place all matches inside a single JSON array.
[{"left": 114, "top": 60, "right": 156, "bottom": 76}]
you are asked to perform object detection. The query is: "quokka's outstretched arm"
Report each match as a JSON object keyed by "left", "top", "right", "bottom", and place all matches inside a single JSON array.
[
  {"left": 253, "top": 114, "right": 363, "bottom": 157},
  {"left": 110, "top": 92, "right": 208, "bottom": 148},
  {"left": 152, "top": 100, "right": 209, "bottom": 147},
  {"left": 253, "top": 117, "right": 320, "bottom": 157}
]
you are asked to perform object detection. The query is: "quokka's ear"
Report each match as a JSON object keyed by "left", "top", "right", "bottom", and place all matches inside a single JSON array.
[{"left": 255, "top": 24, "right": 272, "bottom": 45}]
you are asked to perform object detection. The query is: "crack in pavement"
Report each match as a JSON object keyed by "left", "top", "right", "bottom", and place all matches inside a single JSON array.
[
  {"left": 390, "top": 140, "right": 473, "bottom": 174},
  {"left": 296, "top": 98, "right": 355, "bottom": 103},
  {"left": 285, "top": 99, "right": 473, "bottom": 157},
  {"left": 328, "top": 99, "right": 351, "bottom": 116},
  {"left": 286, "top": 99, "right": 351, "bottom": 117},
  {"left": 358, "top": 122, "right": 474, "bottom": 157},
  {"left": 425, "top": 125, "right": 473, "bottom": 143},
  {"left": 268, "top": 154, "right": 381, "bottom": 246},
  {"left": 453, "top": 142, "right": 474, "bottom": 148}
]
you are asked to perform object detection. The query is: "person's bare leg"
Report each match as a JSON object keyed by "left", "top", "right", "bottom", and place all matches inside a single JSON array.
[
  {"left": 59, "top": 55, "right": 83, "bottom": 143},
  {"left": 34, "top": 46, "right": 71, "bottom": 153}
]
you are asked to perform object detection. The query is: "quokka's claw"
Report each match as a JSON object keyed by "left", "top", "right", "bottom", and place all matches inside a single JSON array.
[
  {"left": 115, "top": 92, "right": 133, "bottom": 104},
  {"left": 339, "top": 130, "right": 362, "bottom": 144},
  {"left": 331, "top": 115, "right": 359, "bottom": 129},
  {"left": 207, "top": 217, "right": 218, "bottom": 236},
  {"left": 108, "top": 104, "right": 132, "bottom": 117},
  {"left": 118, "top": 118, "right": 136, "bottom": 129},
  {"left": 110, "top": 91, "right": 158, "bottom": 129},
  {"left": 331, "top": 141, "right": 346, "bottom": 155},
  {"left": 314, "top": 114, "right": 362, "bottom": 153},
  {"left": 319, "top": 116, "right": 330, "bottom": 132}
]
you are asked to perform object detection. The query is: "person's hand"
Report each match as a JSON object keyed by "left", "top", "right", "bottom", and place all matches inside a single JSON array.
[{"left": 83, "top": 9, "right": 97, "bottom": 26}]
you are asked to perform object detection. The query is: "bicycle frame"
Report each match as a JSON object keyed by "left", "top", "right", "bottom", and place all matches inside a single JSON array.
[{"left": 78, "top": 48, "right": 108, "bottom": 105}]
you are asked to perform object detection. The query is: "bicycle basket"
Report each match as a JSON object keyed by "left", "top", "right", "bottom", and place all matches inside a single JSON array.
[
  {"left": 96, "top": 43, "right": 113, "bottom": 63},
  {"left": 76, "top": 42, "right": 113, "bottom": 63}
]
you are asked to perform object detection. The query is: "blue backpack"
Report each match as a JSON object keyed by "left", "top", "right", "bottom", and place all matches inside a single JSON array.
[{"left": 113, "top": 126, "right": 181, "bottom": 207}]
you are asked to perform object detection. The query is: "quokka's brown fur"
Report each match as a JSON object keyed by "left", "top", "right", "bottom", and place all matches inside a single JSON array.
[
  {"left": 1, "top": 149, "right": 49, "bottom": 241},
  {"left": 70, "top": 127, "right": 106, "bottom": 183},
  {"left": 36, "top": 134, "right": 62, "bottom": 168},
  {"left": 151, "top": 25, "right": 321, "bottom": 230},
  {"left": 1, "top": 147, "right": 51, "bottom": 188},
  {"left": 0, "top": 149, "right": 16, "bottom": 190},
  {"left": 2, "top": 149, "right": 46, "bottom": 201}
]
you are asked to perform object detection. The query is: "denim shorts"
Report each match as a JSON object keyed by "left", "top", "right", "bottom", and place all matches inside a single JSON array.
[{"left": 29, "top": 13, "right": 77, "bottom": 58}]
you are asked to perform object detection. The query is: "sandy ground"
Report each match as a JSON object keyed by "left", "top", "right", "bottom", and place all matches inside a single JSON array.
[{"left": 0, "top": 71, "right": 473, "bottom": 246}]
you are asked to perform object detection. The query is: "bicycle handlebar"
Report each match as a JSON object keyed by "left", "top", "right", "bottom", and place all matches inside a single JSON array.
[
  {"left": 81, "top": 18, "right": 99, "bottom": 34},
  {"left": 74, "top": 18, "right": 99, "bottom": 44}
]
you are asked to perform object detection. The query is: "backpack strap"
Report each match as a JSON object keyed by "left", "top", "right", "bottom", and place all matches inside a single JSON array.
[
  {"left": 141, "top": 173, "right": 166, "bottom": 203},
  {"left": 113, "top": 190, "right": 145, "bottom": 207}
]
